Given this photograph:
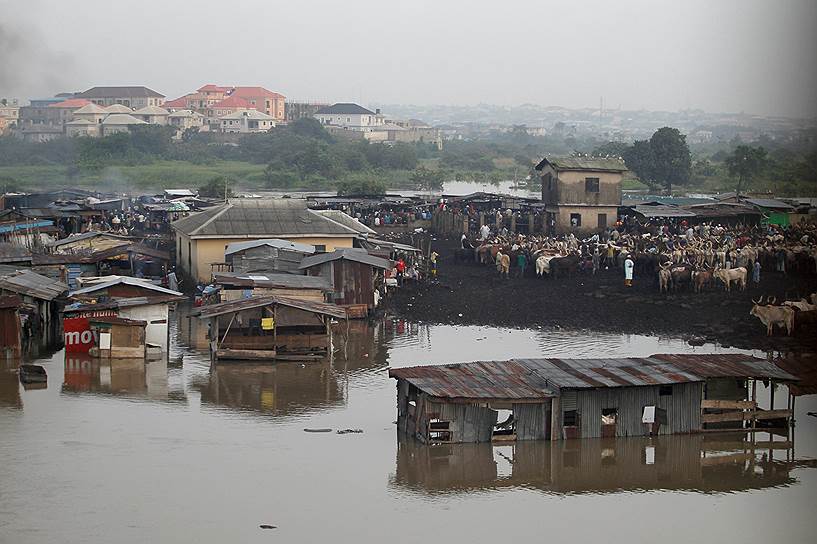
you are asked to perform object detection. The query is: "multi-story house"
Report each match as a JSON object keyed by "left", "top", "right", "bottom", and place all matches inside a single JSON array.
[
  {"left": 285, "top": 101, "right": 329, "bottom": 123},
  {"left": 314, "top": 103, "right": 385, "bottom": 131},
  {"left": 219, "top": 109, "right": 276, "bottom": 133},
  {"left": 535, "top": 156, "right": 627, "bottom": 234},
  {"left": 74, "top": 86, "right": 165, "bottom": 109},
  {"left": 0, "top": 98, "right": 20, "bottom": 134},
  {"left": 228, "top": 87, "right": 285, "bottom": 122}
]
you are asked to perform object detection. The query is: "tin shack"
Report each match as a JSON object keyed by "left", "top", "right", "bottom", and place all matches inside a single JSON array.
[
  {"left": 224, "top": 239, "right": 316, "bottom": 275},
  {"left": 390, "top": 354, "right": 797, "bottom": 444},
  {"left": 197, "top": 295, "right": 347, "bottom": 362},
  {"left": 299, "top": 248, "right": 390, "bottom": 318}
]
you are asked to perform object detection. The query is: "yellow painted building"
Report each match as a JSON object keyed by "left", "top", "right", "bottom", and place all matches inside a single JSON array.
[{"left": 171, "top": 199, "right": 360, "bottom": 283}]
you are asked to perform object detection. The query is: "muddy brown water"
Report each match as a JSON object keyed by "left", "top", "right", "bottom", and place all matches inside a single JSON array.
[{"left": 1, "top": 309, "right": 816, "bottom": 543}]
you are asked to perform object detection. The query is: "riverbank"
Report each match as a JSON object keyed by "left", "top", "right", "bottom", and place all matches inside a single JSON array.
[{"left": 387, "top": 236, "right": 817, "bottom": 352}]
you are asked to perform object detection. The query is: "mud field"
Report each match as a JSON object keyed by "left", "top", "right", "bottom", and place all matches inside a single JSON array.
[{"left": 388, "top": 237, "right": 817, "bottom": 352}]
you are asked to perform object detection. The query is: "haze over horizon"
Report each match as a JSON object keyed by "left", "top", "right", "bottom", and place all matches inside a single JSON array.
[{"left": 2, "top": 0, "right": 816, "bottom": 119}]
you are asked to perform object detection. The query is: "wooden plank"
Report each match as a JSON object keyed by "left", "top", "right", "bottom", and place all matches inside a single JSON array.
[
  {"left": 702, "top": 409, "right": 792, "bottom": 424},
  {"left": 216, "top": 348, "right": 277, "bottom": 360},
  {"left": 701, "top": 399, "right": 756, "bottom": 410},
  {"left": 700, "top": 453, "right": 754, "bottom": 467}
]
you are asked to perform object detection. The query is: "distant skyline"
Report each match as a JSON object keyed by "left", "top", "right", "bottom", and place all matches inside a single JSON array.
[{"left": 2, "top": 0, "right": 816, "bottom": 119}]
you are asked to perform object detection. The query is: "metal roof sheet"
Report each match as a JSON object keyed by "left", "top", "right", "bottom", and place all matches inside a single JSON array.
[
  {"left": 171, "top": 199, "right": 361, "bottom": 238},
  {"left": 536, "top": 156, "right": 628, "bottom": 172},
  {"left": 0, "top": 269, "right": 68, "bottom": 301},
  {"left": 299, "top": 248, "right": 392, "bottom": 270},
  {"left": 224, "top": 238, "right": 315, "bottom": 256},
  {"left": 744, "top": 198, "right": 795, "bottom": 211},
  {"left": 196, "top": 295, "right": 346, "bottom": 319},
  {"left": 630, "top": 204, "right": 697, "bottom": 218},
  {"left": 389, "top": 354, "right": 796, "bottom": 400},
  {"left": 213, "top": 272, "right": 331, "bottom": 291},
  {"left": 69, "top": 276, "right": 183, "bottom": 297}
]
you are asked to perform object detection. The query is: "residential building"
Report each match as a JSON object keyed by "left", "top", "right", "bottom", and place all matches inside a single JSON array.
[
  {"left": 65, "top": 118, "right": 99, "bottom": 138},
  {"left": 219, "top": 109, "right": 276, "bottom": 133},
  {"left": 133, "top": 105, "right": 170, "bottom": 125},
  {"left": 314, "top": 103, "right": 385, "bottom": 130},
  {"left": 0, "top": 99, "right": 20, "bottom": 135},
  {"left": 100, "top": 113, "right": 147, "bottom": 135},
  {"left": 75, "top": 86, "right": 165, "bottom": 109},
  {"left": 229, "top": 86, "right": 285, "bottom": 122},
  {"left": 285, "top": 101, "right": 329, "bottom": 122},
  {"left": 535, "top": 156, "right": 628, "bottom": 233},
  {"left": 167, "top": 109, "right": 207, "bottom": 134},
  {"left": 171, "top": 198, "right": 361, "bottom": 283},
  {"left": 206, "top": 96, "right": 252, "bottom": 127},
  {"left": 105, "top": 104, "right": 134, "bottom": 114}
]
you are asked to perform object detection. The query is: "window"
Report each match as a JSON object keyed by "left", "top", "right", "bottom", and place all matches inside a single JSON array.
[
  {"left": 659, "top": 385, "right": 673, "bottom": 396},
  {"left": 314, "top": 244, "right": 326, "bottom": 253},
  {"left": 570, "top": 213, "right": 581, "bottom": 227},
  {"left": 585, "top": 177, "right": 600, "bottom": 193},
  {"left": 563, "top": 410, "right": 578, "bottom": 426},
  {"left": 601, "top": 408, "right": 618, "bottom": 425},
  {"left": 598, "top": 213, "right": 607, "bottom": 228}
]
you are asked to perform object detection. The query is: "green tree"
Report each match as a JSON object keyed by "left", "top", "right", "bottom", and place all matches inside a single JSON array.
[
  {"left": 648, "top": 127, "right": 691, "bottom": 194},
  {"left": 336, "top": 174, "right": 386, "bottom": 195},
  {"left": 198, "top": 176, "right": 234, "bottom": 199},
  {"left": 725, "top": 145, "right": 769, "bottom": 196},
  {"left": 622, "top": 140, "right": 655, "bottom": 186},
  {"left": 410, "top": 165, "right": 444, "bottom": 192}
]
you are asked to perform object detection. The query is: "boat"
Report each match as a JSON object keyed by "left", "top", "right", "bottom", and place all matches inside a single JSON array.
[{"left": 19, "top": 364, "right": 47, "bottom": 384}]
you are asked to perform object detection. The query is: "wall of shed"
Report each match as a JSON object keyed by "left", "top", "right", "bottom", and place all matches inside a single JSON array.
[
  {"left": 118, "top": 303, "right": 170, "bottom": 352},
  {"left": 229, "top": 246, "right": 311, "bottom": 274},
  {"left": 540, "top": 166, "right": 622, "bottom": 206},
  {"left": 568, "top": 382, "right": 703, "bottom": 439},
  {"left": 427, "top": 400, "right": 497, "bottom": 443}
]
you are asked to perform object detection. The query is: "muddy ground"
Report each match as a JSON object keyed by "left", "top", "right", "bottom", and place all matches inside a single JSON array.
[{"left": 387, "top": 236, "right": 817, "bottom": 352}]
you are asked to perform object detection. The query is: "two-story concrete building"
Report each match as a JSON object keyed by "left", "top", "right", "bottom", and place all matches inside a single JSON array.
[
  {"left": 75, "top": 86, "right": 165, "bottom": 109},
  {"left": 535, "top": 156, "right": 628, "bottom": 234},
  {"left": 313, "top": 103, "right": 384, "bottom": 130},
  {"left": 219, "top": 109, "right": 276, "bottom": 133}
]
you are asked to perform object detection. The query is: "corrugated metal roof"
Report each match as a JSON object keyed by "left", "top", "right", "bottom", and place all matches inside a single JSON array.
[
  {"left": 196, "top": 295, "right": 346, "bottom": 319},
  {"left": 224, "top": 238, "right": 315, "bottom": 256},
  {"left": 630, "top": 204, "right": 697, "bottom": 218},
  {"left": 213, "top": 272, "right": 331, "bottom": 291},
  {"left": 69, "top": 276, "right": 183, "bottom": 297},
  {"left": 0, "top": 269, "right": 68, "bottom": 301},
  {"left": 171, "top": 199, "right": 361, "bottom": 238},
  {"left": 744, "top": 198, "right": 795, "bottom": 211},
  {"left": 299, "top": 248, "right": 392, "bottom": 270},
  {"left": 536, "top": 156, "right": 628, "bottom": 172},
  {"left": 312, "top": 209, "right": 376, "bottom": 235},
  {"left": 389, "top": 354, "right": 797, "bottom": 400}
]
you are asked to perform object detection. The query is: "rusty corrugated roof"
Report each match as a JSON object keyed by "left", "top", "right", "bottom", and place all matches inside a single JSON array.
[
  {"left": 389, "top": 354, "right": 797, "bottom": 401},
  {"left": 196, "top": 294, "right": 346, "bottom": 319}
]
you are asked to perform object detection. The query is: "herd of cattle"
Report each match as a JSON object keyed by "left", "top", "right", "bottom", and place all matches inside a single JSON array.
[{"left": 455, "top": 226, "right": 817, "bottom": 336}]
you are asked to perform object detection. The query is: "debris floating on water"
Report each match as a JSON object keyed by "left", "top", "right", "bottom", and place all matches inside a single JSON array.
[
  {"left": 303, "top": 428, "right": 333, "bottom": 433},
  {"left": 337, "top": 429, "right": 363, "bottom": 434},
  {"left": 259, "top": 524, "right": 277, "bottom": 530}
]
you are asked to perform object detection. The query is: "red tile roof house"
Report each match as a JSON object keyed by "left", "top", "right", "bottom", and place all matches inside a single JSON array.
[{"left": 227, "top": 87, "right": 286, "bottom": 122}]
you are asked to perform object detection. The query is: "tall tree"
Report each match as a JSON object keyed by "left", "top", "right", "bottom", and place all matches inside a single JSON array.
[
  {"left": 725, "top": 145, "right": 768, "bottom": 196},
  {"left": 622, "top": 140, "right": 655, "bottom": 186},
  {"left": 648, "top": 127, "right": 691, "bottom": 194}
]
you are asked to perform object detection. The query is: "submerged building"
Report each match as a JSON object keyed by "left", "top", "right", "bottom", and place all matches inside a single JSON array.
[{"left": 390, "top": 354, "right": 797, "bottom": 444}]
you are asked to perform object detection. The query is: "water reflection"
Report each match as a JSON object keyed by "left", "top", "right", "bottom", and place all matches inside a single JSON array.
[
  {"left": 62, "top": 356, "right": 172, "bottom": 399},
  {"left": 0, "top": 360, "right": 22, "bottom": 408},
  {"left": 391, "top": 433, "right": 813, "bottom": 496}
]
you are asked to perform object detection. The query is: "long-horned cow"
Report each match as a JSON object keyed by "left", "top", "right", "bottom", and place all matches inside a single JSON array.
[{"left": 750, "top": 297, "right": 795, "bottom": 336}]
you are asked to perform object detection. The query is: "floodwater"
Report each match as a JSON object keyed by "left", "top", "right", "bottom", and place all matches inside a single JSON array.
[{"left": 1, "top": 311, "right": 816, "bottom": 543}]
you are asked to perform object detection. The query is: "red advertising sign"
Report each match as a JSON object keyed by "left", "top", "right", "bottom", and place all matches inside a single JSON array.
[{"left": 63, "top": 311, "right": 117, "bottom": 353}]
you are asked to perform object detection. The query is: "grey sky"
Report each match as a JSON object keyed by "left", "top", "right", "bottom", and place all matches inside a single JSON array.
[{"left": 2, "top": 0, "right": 816, "bottom": 118}]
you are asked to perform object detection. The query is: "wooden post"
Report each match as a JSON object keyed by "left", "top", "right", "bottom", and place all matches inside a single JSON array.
[
  {"left": 770, "top": 380, "right": 775, "bottom": 411},
  {"left": 273, "top": 304, "right": 278, "bottom": 351},
  {"left": 550, "top": 396, "right": 561, "bottom": 441},
  {"left": 219, "top": 313, "right": 236, "bottom": 347},
  {"left": 751, "top": 379, "right": 757, "bottom": 431}
]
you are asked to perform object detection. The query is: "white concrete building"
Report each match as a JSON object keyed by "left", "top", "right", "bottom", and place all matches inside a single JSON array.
[
  {"left": 313, "top": 103, "right": 385, "bottom": 131},
  {"left": 219, "top": 109, "right": 275, "bottom": 133}
]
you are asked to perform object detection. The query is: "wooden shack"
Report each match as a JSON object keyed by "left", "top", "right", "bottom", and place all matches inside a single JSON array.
[
  {"left": 0, "top": 269, "right": 68, "bottom": 348},
  {"left": 224, "top": 239, "right": 315, "bottom": 275},
  {"left": 212, "top": 272, "right": 331, "bottom": 303},
  {"left": 299, "top": 248, "right": 391, "bottom": 318},
  {"left": 197, "top": 295, "right": 347, "bottom": 363},
  {"left": 88, "top": 316, "right": 147, "bottom": 359},
  {"left": 390, "top": 354, "right": 797, "bottom": 444},
  {"left": 0, "top": 295, "right": 23, "bottom": 359}
]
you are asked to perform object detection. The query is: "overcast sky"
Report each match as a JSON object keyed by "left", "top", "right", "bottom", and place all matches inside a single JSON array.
[{"left": 2, "top": 0, "right": 816, "bottom": 118}]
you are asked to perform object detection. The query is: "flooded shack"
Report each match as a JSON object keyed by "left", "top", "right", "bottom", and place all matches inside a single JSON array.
[
  {"left": 87, "top": 316, "right": 147, "bottom": 359},
  {"left": 197, "top": 295, "right": 347, "bottom": 362},
  {"left": 212, "top": 272, "right": 331, "bottom": 303},
  {"left": 299, "top": 248, "right": 391, "bottom": 318},
  {"left": 389, "top": 354, "right": 797, "bottom": 444},
  {"left": 223, "top": 238, "right": 316, "bottom": 275},
  {"left": 0, "top": 269, "right": 68, "bottom": 349}
]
